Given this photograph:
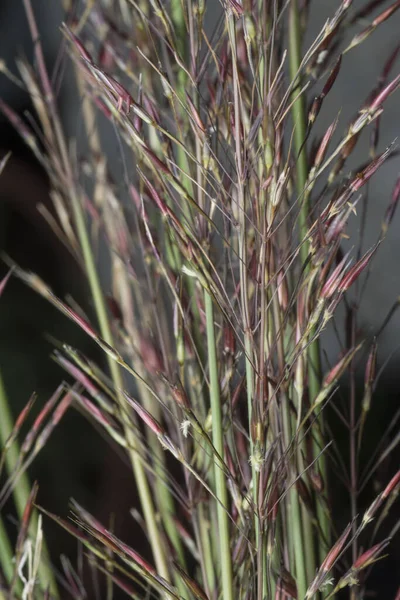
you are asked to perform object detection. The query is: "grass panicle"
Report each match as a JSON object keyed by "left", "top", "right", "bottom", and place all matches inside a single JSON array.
[{"left": 0, "top": 0, "right": 400, "bottom": 599}]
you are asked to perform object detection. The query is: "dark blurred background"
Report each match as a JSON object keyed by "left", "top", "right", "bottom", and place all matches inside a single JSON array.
[{"left": 0, "top": 1, "right": 399, "bottom": 598}]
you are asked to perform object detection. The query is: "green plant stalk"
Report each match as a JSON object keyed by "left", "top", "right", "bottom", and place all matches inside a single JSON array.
[
  {"left": 135, "top": 384, "right": 188, "bottom": 599},
  {"left": 257, "top": 14, "right": 281, "bottom": 595},
  {"left": 13, "top": 0, "right": 170, "bottom": 582},
  {"left": 153, "top": 19, "right": 217, "bottom": 587},
  {"left": 290, "top": 485, "right": 308, "bottom": 600},
  {"left": 298, "top": 406, "right": 317, "bottom": 585},
  {"left": 143, "top": 422, "right": 183, "bottom": 566},
  {"left": 272, "top": 286, "right": 308, "bottom": 598},
  {"left": 262, "top": 536, "right": 269, "bottom": 600},
  {"left": 67, "top": 188, "right": 170, "bottom": 582},
  {"left": 65, "top": 45, "right": 176, "bottom": 581},
  {"left": 226, "top": 13, "right": 259, "bottom": 541},
  {"left": 0, "top": 511, "right": 16, "bottom": 594},
  {"left": 267, "top": 512, "right": 283, "bottom": 600},
  {"left": 197, "top": 504, "right": 216, "bottom": 596},
  {"left": 269, "top": 242, "right": 311, "bottom": 600},
  {"left": 76, "top": 56, "right": 186, "bottom": 594},
  {"left": 301, "top": 501, "right": 317, "bottom": 585},
  {"left": 135, "top": 340, "right": 188, "bottom": 591},
  {"left": 170, "top": 0, "right": 187, "bottom": 70},
  {"left": 289, "top": 0, "right": 329, "bottom": 571},
  {"left": 204, "top": 291, "right": 233, "bottom": 600},
  {"left": 154, "top": 25, "right": 205, "bottom": 366},
  {"left": 0, "top": 372, "right": 57, "bottom": 596},
  {"left": 209, "top": 502, "right": 220, "bottom": 580},
  {"left": 281, "top": 391, "right": 308, "bottom": 600}
]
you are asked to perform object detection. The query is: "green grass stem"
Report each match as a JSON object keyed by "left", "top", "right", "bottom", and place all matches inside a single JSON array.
[
  {"left": 289, "top": 0, "right": 329, "bottom": 578},
  {"left": 204, "top": 291, "right": 233, "bottom": 600},
  {"left": 0, "top": 373, "right": 57, "bottom": 596}
]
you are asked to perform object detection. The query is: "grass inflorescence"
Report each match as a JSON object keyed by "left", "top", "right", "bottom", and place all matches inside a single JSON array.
[{"left": 0, "top": 1, "right": 400, "bottom": 599}]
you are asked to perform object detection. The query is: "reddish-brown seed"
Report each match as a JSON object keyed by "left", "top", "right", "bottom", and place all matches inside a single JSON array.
[
  {"left": 313, "top": 116, "right": 339, "bottom": 169},
  {"left": 124, "top": 392, "right": 164, "bottom": 436},
  {"left": 64, "top": 25, "right": 93, "bottom": 63},
  {"left": 373, "top": 0, "right": 400, "bottom": 27},
  {"left": 321, "top": 523, "right": 352, "bottom": 572},
  {"left": 338, "top": 245, "right": 379, "bottom": 292},
  {"left": 382, "top": 469, "right": 400, "bottom": 499},
  {"left": 53, "top": 392, "right": 73, "bottom": 425},
  {"left": 370, "top": 73, "right": 400, "bottom": 113},
  {"left": 353, "top": 540, "right": 390, "bottom": 570},
  {"left": 320, "top": 251, "right": 350, "bottom": 298},
  {"left": 349, "top": 145, "right": 392, "bottom": 194}
]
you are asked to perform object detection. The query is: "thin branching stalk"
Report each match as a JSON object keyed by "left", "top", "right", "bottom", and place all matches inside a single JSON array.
[
  {"left": 205, "top": 291, "right": 234, "bottom": 600},
  {"left": 24, "top": 0, "right": 171, "bottom": 582},
  {"left": 69, "top": 184, "right": 171, "bottom": 581},
  {"left": 0, "top": 373, "right": 56, "bottom": 596},
  {"left": 0, "top": 513, "right": 13, "bottom": 593},
  {"left": 289, "top": 0, "right": 329, "bottom": 578},
  {"left": 66, "top": 11, "right": 185, "bottom": 585}
]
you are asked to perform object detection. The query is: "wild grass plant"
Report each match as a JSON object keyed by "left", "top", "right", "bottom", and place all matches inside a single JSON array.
[{"left": 0, "top": 0, "right": 400, "bottom": 598}]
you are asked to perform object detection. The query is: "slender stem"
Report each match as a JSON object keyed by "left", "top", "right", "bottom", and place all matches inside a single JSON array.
[
  {"left": 301, "top": 500, "right": 317, "bottom": 585},
  {"left": 288, "top": 0, "right": 310, "bottom": 270},
  {"left": 136, "top": 384, "right": 188, "bottom": 598},
  {"left": 288, "top": 1, "right": 321, "bottom": 396},
  {"left": 349, "top": 309, "right": 358, "bottom": 567},
  {"left": 0, "top": 513, "right": 13, "bottom": 587},
  {"left": 226, "top": 11, "right": 258, "bottom": 537},
  {"left": 170, "top": 0, "right": 186, "bottom": 65},
  {"left": 272, "top": 282, "right": 309, "bottom": 598},
  {"left": 281, "top": 390, "right": 308, "bottom": 600},
  {"left": 291, "top": 486, "right": 308, "bottom": 600},
  {"left": 61, "top": 13, "right": 174, "bottom": 582},
  {"left": 204, "top": 291, "right": 233, "bottom": 600},
  {"left": 289, "top": 0, "right": 329, "bottom": 573},
  {"left": 198, "top": 505, "right": 216, "bottom": 596},
  {"left": 0, "top": 373, "right": 56, "bottom": 595},
  {"left": 68, "top": 187, "right": 170, "bottom": 581}
]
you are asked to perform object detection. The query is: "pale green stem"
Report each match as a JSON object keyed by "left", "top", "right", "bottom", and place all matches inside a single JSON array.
[
  {"left": 226, "top": 13, "right": 259, "bottom": 544},
  {"left": 0, "top": 373, "right": 57, "bottom": 595},
  {"left": 271, "top": 285, "right": 311, "bottom": 597},
  {"left": 289, "top": 0, "right": 329, "bottom": 577},
  {"left": 198, "top": 504, "right": 216, "bottom": 595},
  {"left": 0, "top": 511, "right": 15, "bottom": 593},
  {"left": 301, "top": 502, "right": 317, "bottom": 585},
  {"left": 204, "top": 291, "right": 233, "bottom": 600},
  {"left": 170, "top": 0, "right": 187, "bottom": 65},
  {"left": 282, "top": 391, "right": 308, "bottom": 600},
  {"left": 68, "top": 188, "right": 170, "bottom": 581},
  {"left": 136, "top": 385, "right": 188, "bottom": 598},
  {"left": 291, "top": 487, "right": 308, "bottom": 600},
  {"left": 22, "top": 0, "right": 167, "bottom": 586}
]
